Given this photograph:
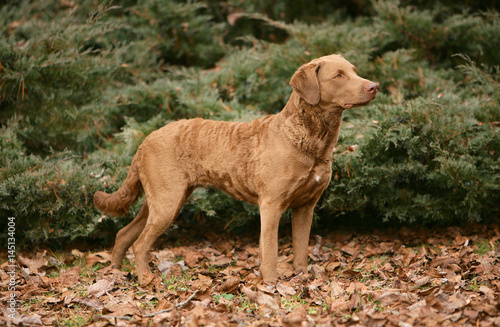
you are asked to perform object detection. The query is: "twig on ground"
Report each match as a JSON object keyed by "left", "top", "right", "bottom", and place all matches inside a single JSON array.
[
  {"left": 143, "top": 290, "right": 200, "bottom": 317},
  {"left": 96, "top": 315, "right": 132, "bottom": 321}
]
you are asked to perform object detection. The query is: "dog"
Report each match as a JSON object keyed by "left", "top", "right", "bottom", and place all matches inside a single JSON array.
[{"left": 94, "top": 54, "right": 378, "bottom": 285}]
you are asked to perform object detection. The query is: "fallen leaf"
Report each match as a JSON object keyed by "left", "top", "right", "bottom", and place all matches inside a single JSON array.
[
  {"left": 309, "top": 264, "right": 326, "bottom": 279},
  {"left": 282, "top": 305, "right": 307, "bottom": 327},
  {"left": 18, "top": 251, "right": 48, "bottom": 273},
  {"left": 311, "top": 235, "right": 323, "bottom": 257},
  {"left": 219, "top": 275, "right": 240, "bottom": 293},
  {"left": 87, "top": 279, "right": 114, "bottom": 298},
  {"left": 257, "top": 282, "right": 277, "bottom": 294},
  {"left": 105, "top": 296, "right": 140, "bottom": 316},
  {"left": 158, "top": 260, "right": 186, "bottom": 276},
  {"left": 443, "top": 311, "right": 462, "bottom": 323},
  {"left": 185, "top": 251, "right": 204, "bottom": 268},
  {"left": 463, "top": 308, "right": 478, "bottom": 320},
  {"left": 377, "top": 291, "right": 415, "bottom": 308},
  {"left": 154, "top": 249, "right": 175, "bottom": 262},
  {"left": 73, "top": 298, "right": 104, "bottom": 311},
  {"left": 342, "top": 269, "right": 362, "bottom": 279},
  {"left": 151, "top": 306, "right": 182, "bottom": 326},
  {"left": 329, "top": 280, "right": 344, "bottom": 297},
  {"left": 346, "top": 281, "right": 367, "bottom": 294},
  {"left": 439, "top": 293, "right": 470, "bottom": 313},
  {"left": 71, "top": 249, "right": 85, "bottom": 258},
  {"left": 58, "top": 266, "right": 81, "bottom": 288},
  {"left": 413, "top": 275, "right": 431, "bottom": 288},
  {"left": 190, "top": 273, "right": 213, "bottom": 292},
  {"left": 430, "top": 257, "right": 460, "bottom": 268},
  {"left": 479, "top": 285, "right": 495, "bottom": 300},
  {"left": 329, "top": 297, "right": 349, "bottom": 313},
  {"left": 85, "top": 251, "right": 111, "bottom": 267},
  {"left": 277, "top": 262, "right": 296, "bottom": 279},
  {"left": 340, "top": 245, "right": 358, "bottom": 257},
  {"left": 241, "top": 286, "right": 280, "bottom": 311},
  {"left": 211, "top": 255, "right": 231, "bottom": 267},
  {"left": 407, "top": 299, "right": 426, "bottom": 311},
  {"left": 347, "top": 290, "right": 361, "bottom": 312},
  {"left": 277, "top": 282, "right": 296, "bottom": 296},
  {"left": 16, "top": 314, "right": 44, "bottom": 326}
]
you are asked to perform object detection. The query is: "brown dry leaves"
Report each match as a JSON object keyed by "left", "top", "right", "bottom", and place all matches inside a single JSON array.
[{"left": 1, "top": 223, "right": 499, "bottom": 326}]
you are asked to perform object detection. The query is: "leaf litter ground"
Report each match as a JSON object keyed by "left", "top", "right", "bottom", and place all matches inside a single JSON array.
[{"left": 1, "top": 223, "right": 499, "bottom": 326}]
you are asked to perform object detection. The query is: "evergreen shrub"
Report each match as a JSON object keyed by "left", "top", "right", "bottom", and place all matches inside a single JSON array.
[{"left": 1, "top": 0, "right": 498, "bottom": 245}]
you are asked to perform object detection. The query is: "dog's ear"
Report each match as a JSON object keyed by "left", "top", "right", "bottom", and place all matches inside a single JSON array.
[{"left": 290, "top": 62, "right": 321, "bottom": 105}]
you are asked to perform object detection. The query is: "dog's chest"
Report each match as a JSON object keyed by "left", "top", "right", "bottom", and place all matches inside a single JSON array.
[
  {"left": 308, "top": 162, "right": 332, "bottom": 188},
  {"left": 289, "top": 162, "right": 331, "bottom": 207}
]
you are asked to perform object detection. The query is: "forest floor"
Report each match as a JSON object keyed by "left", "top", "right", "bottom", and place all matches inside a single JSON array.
[{"left": 1, "top": 222, "right": 499, "bottom": 326}]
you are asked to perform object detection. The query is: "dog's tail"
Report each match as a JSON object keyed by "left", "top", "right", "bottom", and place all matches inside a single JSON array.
[{"left": 94, "top": 151, "right": 143, "bottom": 216}]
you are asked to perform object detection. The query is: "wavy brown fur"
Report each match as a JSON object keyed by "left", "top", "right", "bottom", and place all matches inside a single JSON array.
[{"left": 94, "top": 152, "right": 143, "bottom": 216}]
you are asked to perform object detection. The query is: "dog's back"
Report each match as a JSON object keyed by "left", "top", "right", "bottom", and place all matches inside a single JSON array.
[{"left": 138, "top": 116, "right": 280, "bottom": 204}]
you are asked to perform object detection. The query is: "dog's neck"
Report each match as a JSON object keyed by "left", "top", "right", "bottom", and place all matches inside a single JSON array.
[{"left": 279, "top": 92, "right": 344, "bottom": 162}]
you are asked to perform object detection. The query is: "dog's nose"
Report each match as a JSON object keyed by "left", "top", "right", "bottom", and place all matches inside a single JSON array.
[{"left": 366, "top": 82, "right": 379, "bottom": 94}]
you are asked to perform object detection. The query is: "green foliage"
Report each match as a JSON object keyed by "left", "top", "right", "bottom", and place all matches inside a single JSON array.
[
  {"left": 1, "top": 0, "right": 499, "bottom": 245},
  {"left": 142, "top": 1, "right": 227, "bottom": 67},
  {"left": 0, "top": 139, "right": 135, "bottom": 244},
  {"left": 323, "top": 94, "right": 499, "bottom": 223},
  {"left": 372, "top": 1, "right": 500, "bottom": 67},
  {"left": 0, "top": 3, "right": 123, "bottom": 155}
]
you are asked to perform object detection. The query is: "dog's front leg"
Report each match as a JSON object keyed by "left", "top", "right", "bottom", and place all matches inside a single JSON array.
[
  {"left": 259, "top": 202, "right": 285, "bottom": 284},
  {"left": 291, "top": 199, "right": 319, "bottom": 274}
]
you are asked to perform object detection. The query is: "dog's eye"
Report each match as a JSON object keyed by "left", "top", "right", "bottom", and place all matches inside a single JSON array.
[{"left": 334, "top": 74, "right": 342, "bottom": 79}]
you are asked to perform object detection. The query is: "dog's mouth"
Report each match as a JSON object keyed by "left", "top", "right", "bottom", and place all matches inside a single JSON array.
[
  {"left": 344, "top": 90, "right": 377, "bottom": 109},
  {"left": 344, "top": 98, "right": 375, "bottom": 109}
]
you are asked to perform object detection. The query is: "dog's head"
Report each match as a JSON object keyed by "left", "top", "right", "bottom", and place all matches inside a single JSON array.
[{"left": 290, "top": 54, "right": 378, "bottom": 109}]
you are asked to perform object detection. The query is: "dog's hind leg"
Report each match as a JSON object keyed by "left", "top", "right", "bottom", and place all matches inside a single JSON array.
[
  {"left": 111, "top": 201, "right": 149, "bottom": 269},
  {"left": 132, "top": 184, "right": 191, "bottom": 286}
]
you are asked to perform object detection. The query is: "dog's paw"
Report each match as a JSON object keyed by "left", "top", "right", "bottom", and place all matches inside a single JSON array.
[{"left": 110, "top": 262, "right": 122, "bottom": 270}]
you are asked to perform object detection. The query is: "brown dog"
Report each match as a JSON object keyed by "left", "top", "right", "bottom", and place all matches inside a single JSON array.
[{"left": 94, "top": 54, "right": 378, "bottom": 285}]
